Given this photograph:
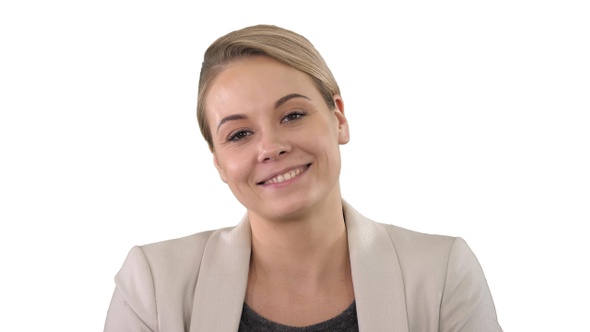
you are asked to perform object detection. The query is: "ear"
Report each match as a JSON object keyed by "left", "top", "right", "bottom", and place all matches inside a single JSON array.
[
  {"left": 213, "top": 153, "right": 227, "bottom": 183},
  {"left": 332, "top": 95, "right": 350, "bottom": 145}
]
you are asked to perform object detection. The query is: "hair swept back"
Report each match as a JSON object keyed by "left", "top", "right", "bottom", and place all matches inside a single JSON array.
[{"left": 196, "top": 24, "right": 340, "bottom": 150}]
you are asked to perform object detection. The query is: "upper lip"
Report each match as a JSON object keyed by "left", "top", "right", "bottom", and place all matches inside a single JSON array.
[{"left": 256, "top": 163, "right": 310, "bottom": 185}]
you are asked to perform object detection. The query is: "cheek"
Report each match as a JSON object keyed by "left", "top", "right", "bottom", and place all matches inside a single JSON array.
[
  {"left": 218, "top": 153, "right": 251, "bottom": 182},
  {"left": 307, "top": 135, "right": 341, "bottom": 163},
  {"left": 228, "top": 165, "right": 249, "bottom": 182},
  {"left": 311, "top": 125, "right": 341, "bottom": 152}
]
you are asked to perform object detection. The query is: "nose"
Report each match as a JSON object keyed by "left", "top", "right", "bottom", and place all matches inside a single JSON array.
[{"left": 257, "top": 130, "right": 291, "bottom": 162}]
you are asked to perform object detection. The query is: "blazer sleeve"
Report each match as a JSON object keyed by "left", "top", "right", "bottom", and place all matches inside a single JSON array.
[
  {"left": 104, "top": 246, "right": 159, "bottom": 332},
  {"left": 439, "top": 237, "right": 502, "bottom": 332}
]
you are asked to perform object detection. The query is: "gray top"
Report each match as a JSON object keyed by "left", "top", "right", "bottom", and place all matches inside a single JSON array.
[{"left": 238, "top": 301, "right": 358, "bottom": 332}]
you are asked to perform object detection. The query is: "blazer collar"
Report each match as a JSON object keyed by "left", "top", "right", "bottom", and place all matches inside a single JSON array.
[
  {"left": 189, "top": 201, "right": 409, "bottom": 331},
  {"left": 189, "top": 216, "right": 252, "bottom": 332},
  {"left": 344, "top": 202, "right": 409, "bottom": 331}
]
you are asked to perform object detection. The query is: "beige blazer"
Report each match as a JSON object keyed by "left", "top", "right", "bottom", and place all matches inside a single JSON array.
[{"left": 104, "top": 202, "right": 502, "bottom": 331}]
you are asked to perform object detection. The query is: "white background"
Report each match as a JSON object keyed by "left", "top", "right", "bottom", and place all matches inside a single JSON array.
[{"left": 1, "top": 0, "right": 588, "bottom": 330}]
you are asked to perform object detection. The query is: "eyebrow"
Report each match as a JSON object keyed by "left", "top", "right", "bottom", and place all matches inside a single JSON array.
[
  {"left": 274, "top": 93, "right": 310, "bottom": 109},
  {"left": 216, "top": 93, "right": 310, "bottom": 133},
  {"left": 216, "top": 114, "right": 247, "bottom": 133}
]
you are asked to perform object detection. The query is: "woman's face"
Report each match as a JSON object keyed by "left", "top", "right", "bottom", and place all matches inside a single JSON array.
[{"left": 205, "top": 56, "right": 349, "bottom": 222}]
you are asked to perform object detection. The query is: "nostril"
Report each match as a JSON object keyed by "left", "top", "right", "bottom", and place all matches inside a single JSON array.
[{"left": 259, "top": 147, "right": 288, "bottom": 162}]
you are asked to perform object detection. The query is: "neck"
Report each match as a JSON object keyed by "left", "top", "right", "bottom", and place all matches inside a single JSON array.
[
  {"left": 247, "top": 195, "right": 349, "bottom": 285},
  {"left": 244, "top": 195, "right": 355, "bottom": 323}
]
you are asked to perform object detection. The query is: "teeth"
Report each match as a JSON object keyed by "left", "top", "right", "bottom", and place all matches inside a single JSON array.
[{"left": 264, "top": 166, "right": 306, "bottom": 184}]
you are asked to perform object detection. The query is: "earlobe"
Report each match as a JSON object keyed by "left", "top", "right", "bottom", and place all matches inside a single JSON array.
[
  {"left": 333, "top": 95, "right": 350, "bottom": 145},
  {"left": 213, "top": 154, "right": 227, "bottom": 183}
]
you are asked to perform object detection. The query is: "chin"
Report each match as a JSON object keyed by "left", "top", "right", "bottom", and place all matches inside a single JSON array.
[{"left": 255, "top": 195, "right": 324, "bottom": 222}]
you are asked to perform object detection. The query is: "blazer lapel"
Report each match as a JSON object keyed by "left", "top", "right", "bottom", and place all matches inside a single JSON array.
[
  {"left": 189, "top": 216, "right": 251, "bottom": 332},
  {"left": 188, "top": 203, "right": 409, "bottom": 331},
  {"left": 344, "top": 202, "right": 409, "bottom": 332}
]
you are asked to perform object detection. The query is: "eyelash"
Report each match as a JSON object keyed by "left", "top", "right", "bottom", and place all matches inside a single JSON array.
[
  {"left": 281, "top": 110, "right": 307, "bottom": 123},
  {"left": 226, "top": 110, "right": 307, "bottom": 142},
  {"left": 227, "top": 130, "right": 252, "bottom": 142}
]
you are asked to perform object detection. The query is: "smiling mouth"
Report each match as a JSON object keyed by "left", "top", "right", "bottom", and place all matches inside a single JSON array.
[{"left": 258, "top": 164, "right": 311, "bottom": 185}]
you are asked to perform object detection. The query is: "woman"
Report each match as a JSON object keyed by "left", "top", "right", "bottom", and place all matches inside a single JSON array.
[{"left": 104, "top": 24, "right": 502, "bottom": 331}]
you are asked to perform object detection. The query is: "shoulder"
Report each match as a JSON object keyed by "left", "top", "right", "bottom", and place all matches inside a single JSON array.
[
  {"left": 114, "top": 226, "right": 237, "bottom": 296},
  {"left": 379, "top": 222, "right": 456, "bottom": 248},
  {"left": 140, "top": 229, "right": 218, "bottom": 264},
  {"left": 376, "top": 221, "right": 483, "bottom": 280},
  {"left": 376, "top": 221, "right": 500, "bottom": 330},
  {"left": 122, "top": 226, "right": 238, "bottom": 281},
  {"left": 106, "top": 227, "right": 237, "bottom": 331},
  {"left": 370, "top": 222, "right": 501, "bottom": 329},
  {"left": 344, "top": 201, "right": 479, "bottom": 287},
  {"left": 344, "top": 200, "right": 459, "bottom": 270},
  {"left": 375, "top": 222, "right": 461, "bottom": 277},
  {"left": 109, "top": 226, "right": 239, "bottom": 327}
]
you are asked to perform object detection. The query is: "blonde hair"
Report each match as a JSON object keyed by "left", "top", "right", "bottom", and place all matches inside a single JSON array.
[{"left": 197, "top": 24, "right": 341, "bottom": 150}]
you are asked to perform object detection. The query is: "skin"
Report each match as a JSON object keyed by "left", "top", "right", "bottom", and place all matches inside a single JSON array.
[{"left": 205, "top": 56, "right": 354, "bottom": 326}]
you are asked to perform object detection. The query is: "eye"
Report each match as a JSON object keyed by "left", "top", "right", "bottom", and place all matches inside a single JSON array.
[
  {"left": 227, "top": 130, "right": 252, "bottom": 142},
  {"left": 281, "top": 110, "right": 307, "bottom": 123}
]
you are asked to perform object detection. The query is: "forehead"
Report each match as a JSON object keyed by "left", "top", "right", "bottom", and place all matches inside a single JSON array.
[{"left": 205, "top": 56, "right": 318, "bottom": 115}]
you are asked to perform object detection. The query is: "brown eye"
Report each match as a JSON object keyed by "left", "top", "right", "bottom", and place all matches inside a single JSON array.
[
  {"left": 281, "top": 111, "right": 306, "bottom": 123},
  {"left": 227, "top": 130, "right": 252, "bottom": 142}
]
